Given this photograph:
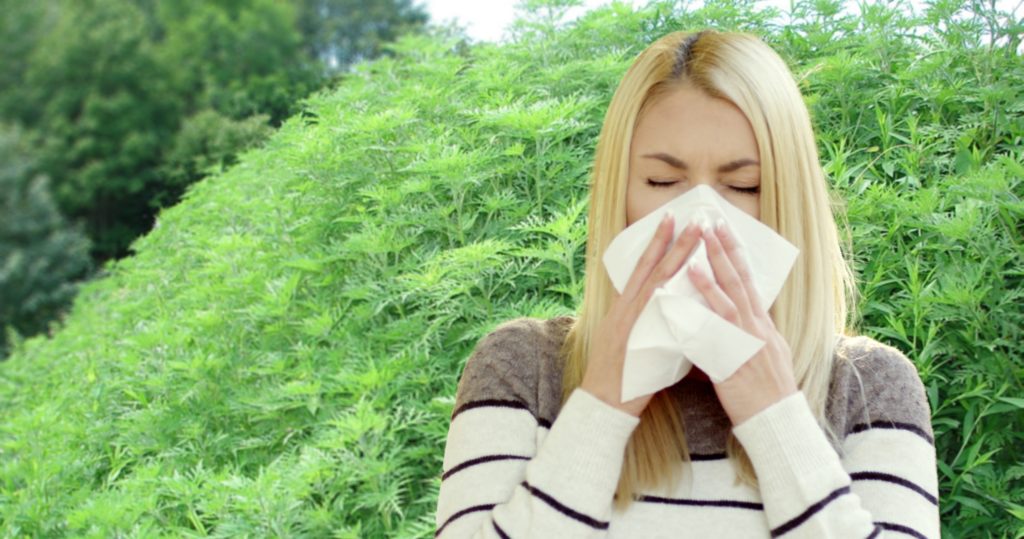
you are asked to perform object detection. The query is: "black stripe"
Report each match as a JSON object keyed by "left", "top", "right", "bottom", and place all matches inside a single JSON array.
[
  {"left": 452, "top": 399, "right": 528, "bottom": 419},
  {"left": 636, "top": 494, "right": 763, "bottom": 511},
  {"left": 866, "top": 526, "right": 881, "bottom": 539},
  {"left": 492, "top": 518, "right": 510, "bottom": 539},
  {"left": 849, "top": 421, "right": 934, "bottom": 445},
  {"left": 435, "top": 504, "right": 495, "bottom": 537},
  {"left": 442, "top": 454, "right": 530, "bottom": 481},
  {"left": 451, "top": 399, "right": 552, "bottom": 427},
  {"left": 877, "top": 521, "right": 928, "bottom": 539},
  {"left": 770, "top": 485, "right": 850, "bottom": 537},
  {"left": 850, "top": 471, "right": 938, "bottom": 505},
  {"left": 690, "top": 452, "right": 727, "bottom": 461},
  {"left": 521, "top": 481, "right": 609, "bottom": 530}
]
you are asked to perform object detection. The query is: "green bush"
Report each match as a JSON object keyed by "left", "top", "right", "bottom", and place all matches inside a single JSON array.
[
  {"left": 0, "top": 1, "right": 1021, "bottom": 537},
  {"left": 156, "top": 110, "right": 274, "bottom": 209}
]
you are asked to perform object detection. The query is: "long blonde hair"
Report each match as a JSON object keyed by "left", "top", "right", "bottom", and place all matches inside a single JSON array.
[{"left": 559, "top": 29, "right": 857, "bottom": 509}]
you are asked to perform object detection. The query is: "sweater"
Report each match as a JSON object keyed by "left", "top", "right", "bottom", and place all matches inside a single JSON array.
[{"left": 435, "top": 316, "right": 940, "bottom": 538}]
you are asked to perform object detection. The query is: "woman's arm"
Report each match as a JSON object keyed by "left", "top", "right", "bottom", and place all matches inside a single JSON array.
[
  {"left": 690, "top": 222, "right": 939, "bottom": 536},
  {"left": 435, "top": 320, "right": 640, "bottom": 538},
  {"left": 731, "top": 344, "right": 940, "bottom": 538},
  {"left": 438, "top": 219, "right": 703, "bottom": 536}
]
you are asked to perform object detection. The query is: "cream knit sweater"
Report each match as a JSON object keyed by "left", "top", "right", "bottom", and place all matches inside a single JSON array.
[{"left": 435, "top": 316, "right": 940, "bottom": 538}]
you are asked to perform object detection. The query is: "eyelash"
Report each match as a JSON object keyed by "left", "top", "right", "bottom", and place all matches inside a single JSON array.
[{"left": 647, "top": 179, "right": 760, "bottom": 195}]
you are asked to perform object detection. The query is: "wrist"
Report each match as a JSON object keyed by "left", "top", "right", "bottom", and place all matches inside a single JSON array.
[
  {"left": 579, "top": 379, "right": 644, "bottom": 418},
  {"left": 721, "top": 381, "right": 799, "bottom": 426}
]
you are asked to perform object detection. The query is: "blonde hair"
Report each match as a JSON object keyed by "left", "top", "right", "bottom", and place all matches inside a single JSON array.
[{"left": 559, "top": 29, "right": 858, "bottom": 509}]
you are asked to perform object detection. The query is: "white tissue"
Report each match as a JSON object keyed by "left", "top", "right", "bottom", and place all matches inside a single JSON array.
[{"left": 602, "top": 184, "right": 799, "bottom": 401}]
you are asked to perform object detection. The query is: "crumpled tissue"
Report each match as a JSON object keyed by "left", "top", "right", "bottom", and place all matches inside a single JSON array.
[{"left": 602, "top": 184, "right": 799, "bottom": 401}]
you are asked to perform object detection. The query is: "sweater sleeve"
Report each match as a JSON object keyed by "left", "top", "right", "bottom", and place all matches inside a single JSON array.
[
  {"left": 435, "top": 319, "right": 640, "bottom": 538},
  {"left": 731, "top": 339, "right": 940, "bottom": 538}
]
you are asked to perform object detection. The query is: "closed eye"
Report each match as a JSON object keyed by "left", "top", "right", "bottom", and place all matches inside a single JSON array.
[
  {"left": 647, "top": 179, "right": 677, "bottom": 188},
  {"left": 731, "top": 185, "right": 760, "bottom": 195},
  {"left": 646, "top": 179, "right": 760, "bottom": 195}
]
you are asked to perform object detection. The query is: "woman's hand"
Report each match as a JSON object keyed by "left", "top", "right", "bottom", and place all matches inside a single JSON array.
[
  {"left": 687, "top": 222, "right": 799, "bottom": 426},
  {"left": 580, "top": 215, "right": 702, "bottom": 417}
]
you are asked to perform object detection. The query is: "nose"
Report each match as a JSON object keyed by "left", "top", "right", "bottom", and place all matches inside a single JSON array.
[{"left": 684, "top": 173, "right": 720, "bottom": 193}]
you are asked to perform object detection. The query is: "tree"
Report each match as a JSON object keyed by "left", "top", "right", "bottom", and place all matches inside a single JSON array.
[
  {"left": 0, "top": 124, "right": 93, "bottom": 359},
  {"left": 156, "top": 0, "right": 323, "bottom": 124},
  {"left": 296, "top": 0, "right": 430, "bottom": 73},
  {"left": 0, "top": 0, "right": 431, "bottom": 263},
  {"left": 19, "top": 0, "right": 182, "bottom": 260}
]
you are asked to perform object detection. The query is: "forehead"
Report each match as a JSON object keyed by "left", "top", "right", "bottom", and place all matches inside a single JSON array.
[{"left": 630, "top": 85, "right": 758, "bottom": 161}]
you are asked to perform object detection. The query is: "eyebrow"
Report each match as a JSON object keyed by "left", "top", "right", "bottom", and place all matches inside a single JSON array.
[{"left": 642, "top": 152, "right": 760, "bottom": 173}]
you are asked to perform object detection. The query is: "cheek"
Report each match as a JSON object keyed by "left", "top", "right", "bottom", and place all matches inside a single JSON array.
[
  {"left": 625, "top": 182, "right": 647, "bottom": 226},
  {"left": 626, "top": 187, "right": 671, "bottom": 226},
  {"left": 722, "top": 193, "right": 760, "bottom": 221},
  {"left": 742, "top": 196, "right": 761, "bottom": 221}
]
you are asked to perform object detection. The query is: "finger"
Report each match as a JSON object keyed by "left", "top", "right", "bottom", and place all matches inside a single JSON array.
[
  {"left": 627, "top": 222, "right": 702, "bottom": 319},
  {"left": 687, "top": 265, "right": 740, "bottom": 324},
  {"left": 714, "top": 223, "right": 767, "bottom": 316},
  {"left": 620, "top": 214, "right": 675, "bottom": 302},
  {"left": 646, "top": 222, "right": 702, "bottom": 287},
  {"left": 702, "top": 225, "right": 754, "bottom": 325}
]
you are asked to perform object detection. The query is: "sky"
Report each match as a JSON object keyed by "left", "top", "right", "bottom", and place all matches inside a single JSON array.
[{"left": 416, "top": 0, "right": 1020, "bottom": 44}]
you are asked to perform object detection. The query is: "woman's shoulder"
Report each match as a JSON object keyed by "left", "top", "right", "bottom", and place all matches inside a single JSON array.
[
  {"left": 451, "top": 315, "right": 576, "bottom": 426},
  {"left": 826, "top": 334, "right": 934, "bottom": 445}
]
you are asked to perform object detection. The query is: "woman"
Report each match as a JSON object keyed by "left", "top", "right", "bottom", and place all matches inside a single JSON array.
[{"left": 435, "top": 29, "right": 940, "bottom": 537}]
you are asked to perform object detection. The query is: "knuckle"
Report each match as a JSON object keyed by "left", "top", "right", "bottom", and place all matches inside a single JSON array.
[
  {"left": 721, "top": 273, "right": 741, "bottom": 289},
  {"left": 654, "top": 264, "right": 673, "bottom": 283}
]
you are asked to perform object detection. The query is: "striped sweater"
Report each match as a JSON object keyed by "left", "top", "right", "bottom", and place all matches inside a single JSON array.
[{"left": 435, "top": 316, "right": 940, "bottom": 538}]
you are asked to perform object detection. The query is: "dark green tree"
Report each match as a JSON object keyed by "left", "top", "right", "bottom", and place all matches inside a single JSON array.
[
  {"left": 0, "top": 0, "right": 432, "bottom": 263},
  {"left": 296, "top": 0, "right": 430, "bottom": 73},
  {"left": 0, "top": 125, "right": 93, "bottom": 359},
  {"left": 157, "top": 110, "right": 274, "bottom": 207},
  {"left": 0, "top": 2, "right": 56, "bottom": 127},
  {"left": 17, "top": 0, "right": 182, "bottom": 260},
  {"left": 156, "top": 0, "right": 323, "bottom": 124}
]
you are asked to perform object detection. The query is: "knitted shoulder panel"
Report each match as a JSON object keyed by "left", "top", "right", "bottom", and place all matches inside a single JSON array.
[
  {"left": 452, "top": 316, "right": 574, "bottom": 427},
  {"left": 827, "top": 335, "right": 935, "bottom": 446}
]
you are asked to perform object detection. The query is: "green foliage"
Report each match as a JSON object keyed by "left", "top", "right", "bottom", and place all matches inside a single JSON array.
[
  {"left": 0, "top": 0, "right": 427, "bottom": 264},
  {"left": 156, "top": 110, "right": 274, "bottom": 208},
  {"left": 849, "top": 159, "right": 1024, "bottom": 537},
  {"left": 21, "top": 0, "right": 183, "bottom": 259},
  {"left": 0, "top": 1, "right": 1021, "bottom": 537},
  {"left": 296, "top": 0, "right": 430, "bottom": 72},
  {"left": 0, "top": 0, "right": 311, "bottom": 261},
  {"left": 156, "top": 0, "right": 322, "bottom": 124},
  {"left": 0, "top": 124, "right": 93, "bottom": 360}
]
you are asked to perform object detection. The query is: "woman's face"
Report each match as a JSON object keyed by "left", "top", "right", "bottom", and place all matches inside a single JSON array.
[{"left": 626, "top": 84, "right": 761, "bottom": 227}]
